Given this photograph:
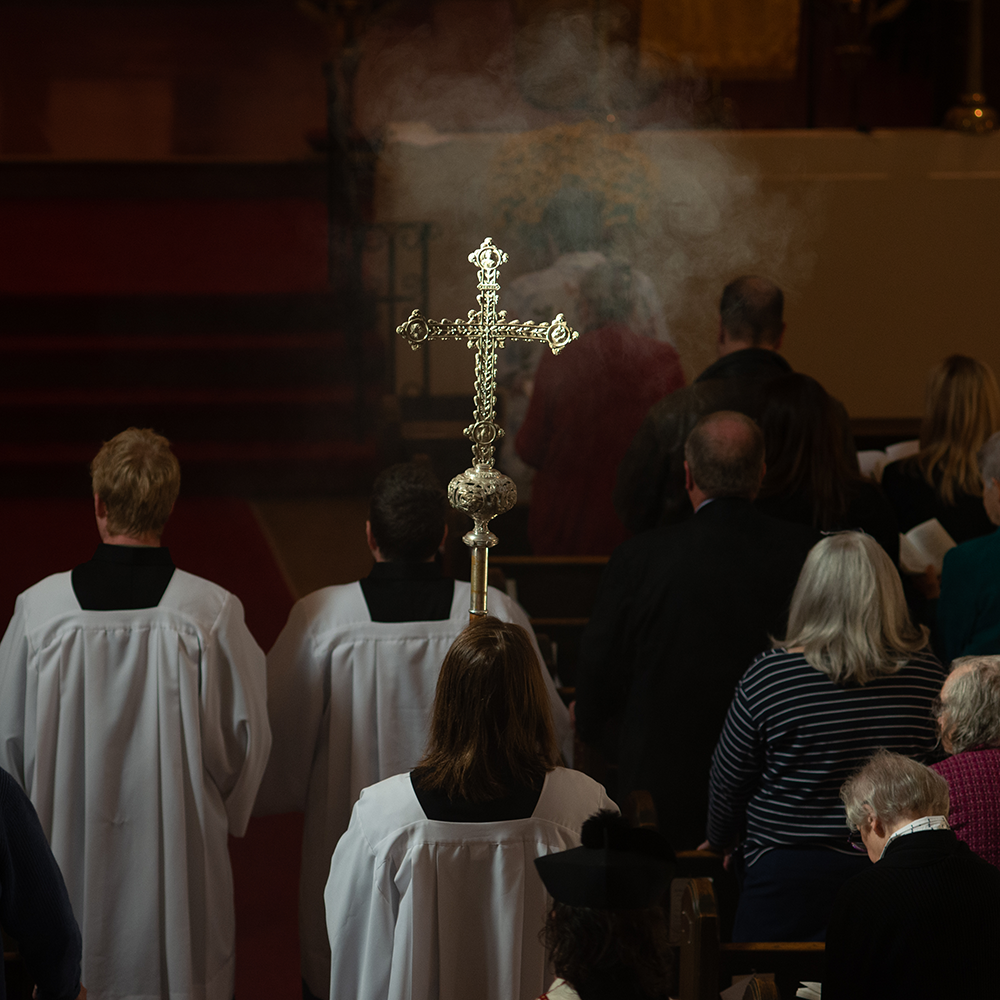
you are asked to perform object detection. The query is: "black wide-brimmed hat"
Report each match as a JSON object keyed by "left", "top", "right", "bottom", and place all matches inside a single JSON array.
[{"left": 535, "top": 810, "right": 675, "bottom": 910}]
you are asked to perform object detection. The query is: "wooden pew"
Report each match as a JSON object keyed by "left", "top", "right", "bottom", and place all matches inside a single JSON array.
[
  {"left": 671, "top": 877, "right": 824, "bottom": 1000},
  {"left": 490, "top": 555, "right": 608, "bottom": 688}
]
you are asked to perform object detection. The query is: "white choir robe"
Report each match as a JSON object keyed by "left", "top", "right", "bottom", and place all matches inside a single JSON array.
[
  {"left": 324, "top": 768, "right": 617, "bottom": 1000},
  {"left": 0, "top": 569, "right": 271, "bottom": 1000},
  {"left": 256, "top": 579, "right": 574, "bottom": 999}
]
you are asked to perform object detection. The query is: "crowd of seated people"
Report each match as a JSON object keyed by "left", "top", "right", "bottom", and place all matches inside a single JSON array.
[{"left": 2, "top": 268, "right": 1000, "bottom": 1000}]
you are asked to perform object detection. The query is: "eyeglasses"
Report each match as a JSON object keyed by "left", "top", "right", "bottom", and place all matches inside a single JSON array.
[{"left": 847, "top": 827, "right": 867, "bottom": 852}]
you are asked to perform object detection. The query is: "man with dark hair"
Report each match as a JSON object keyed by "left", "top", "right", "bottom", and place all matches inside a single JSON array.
[
  {"left": 0, "top": 427, "right": 270, "bottom": 1000},
  {"left": 718, "top": 275, "right": 785, "bottom": 348},
  {"left": 257, "top": 461, "right": 572, "bottom": 1000},
  {"left": 615, "top": 276, "right": 850, "bottom": 533},
  {"left": 575, "top": 412, "right": 820, "bottom": 849}
]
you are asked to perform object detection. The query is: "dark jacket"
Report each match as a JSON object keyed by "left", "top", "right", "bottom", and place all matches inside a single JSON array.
[
  {"left": 574, "top": 497, "right": 820, "bottom": 848},
  {"left": 824, "top": 829, "right": 1000, "bottom": 999},
  {"left": 0, "top": 767, "right": 82, "bottom": 1000},
  {"left": 881, "top": 456, "right": 995, "bottom": 543}
]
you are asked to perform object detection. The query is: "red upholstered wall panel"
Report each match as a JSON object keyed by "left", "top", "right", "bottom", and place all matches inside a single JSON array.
[{"left": 0, "top": 199, "right": 328, "bottom": 295}]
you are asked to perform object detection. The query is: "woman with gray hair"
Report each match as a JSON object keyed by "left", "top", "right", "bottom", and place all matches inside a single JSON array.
[
  {"left": 705, "top": 531, "right": 945, "bottom": 941},
  {"left": 824, "top": 749, "right": 1000, "bottom": 999},
  {"left": 931, "top": 655, "right": 1000, "bottom": 867}
]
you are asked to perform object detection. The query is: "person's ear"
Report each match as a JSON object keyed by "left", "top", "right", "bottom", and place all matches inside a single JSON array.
[
  {"left": 94, "top": 495, "right": 107, "bottom": 519},
  {"left": 439, "top": 524, "right": 449, "bottom": 552},
  {"left": 684, "top": 460, "right": 694, "bottom": 493},
  {"left": 365, "top": 520, "right": 378, "bottom": 556}
]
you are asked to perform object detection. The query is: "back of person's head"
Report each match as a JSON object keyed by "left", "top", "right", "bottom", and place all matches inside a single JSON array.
[
  {"left": 541, "top": 183, "right": 604, "bottom": 255},
  {"left": 414, "top": 616, "right": 558, "bottom": 801},
  {"left": 537, "top": 811, "right": 674, "bottom": 1000},
  {"left": 758, "top": 373, "right": 857, "bottom": 528},
  {"left": 918, "top": 355, "right": 1000, "bottom": 504},
  {"left": 684, "top": 411, "right": 765, "bottom": 499},
  {"left": 938, "top": 656, "right": 1000, "bottom": 755},
  {"left": 719, "top": 276, "right": 784, "bottom": 347},
  {"left": 579, "top": 259, "right": 635, "bottom": 331},
  {"left": 977, "top": 429, "right": 1000, "bottom": 486},
  {"left": 90, "top": 427, "right": 180, "bottom": 539},
  {"left": 368, "top": 462, "right": 447, "bottom": 562},
  {"left": 783, "top": 531, "right": 928, "bottom": 685},
  {"left": 840, "top": 749, "right": 950, "bottom": 831}
]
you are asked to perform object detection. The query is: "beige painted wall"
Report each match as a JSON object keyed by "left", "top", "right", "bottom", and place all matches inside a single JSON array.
[{"left": 377, "top": 127, "right": 1000, "bottom": 418}]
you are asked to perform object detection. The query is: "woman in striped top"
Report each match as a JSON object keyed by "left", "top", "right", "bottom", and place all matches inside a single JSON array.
[{"left": 705, "top": 531, "right": 945, "bottom": 942}]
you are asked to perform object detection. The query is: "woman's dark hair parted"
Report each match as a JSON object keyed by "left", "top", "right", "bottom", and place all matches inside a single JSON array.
[{"left": 411, "top": 616, "right": 559, "bottom": 802}]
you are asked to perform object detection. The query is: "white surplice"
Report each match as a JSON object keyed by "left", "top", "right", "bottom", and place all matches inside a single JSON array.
[
  {"left": 324, "top": 768, "right": 617, "bottom": 1000},
  {"left": 0, "top": 570, "right": 271, "bottom": 1000},
  {"left": 257, "top": 579, "right": 573, "bottom": 999}
]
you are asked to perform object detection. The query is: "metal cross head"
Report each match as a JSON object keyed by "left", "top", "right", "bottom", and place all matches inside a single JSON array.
[{"left": 396, "top": 237, "right": 579, "bottom": 469}]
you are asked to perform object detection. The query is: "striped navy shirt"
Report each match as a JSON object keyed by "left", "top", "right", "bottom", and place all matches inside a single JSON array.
[{"left": 707, "top": 647, "right": 945, "bottom": 865}]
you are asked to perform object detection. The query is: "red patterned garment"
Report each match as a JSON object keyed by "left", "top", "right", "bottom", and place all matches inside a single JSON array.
[{"left": 932, "top": 747, "right": 1000, "bottom": 869}]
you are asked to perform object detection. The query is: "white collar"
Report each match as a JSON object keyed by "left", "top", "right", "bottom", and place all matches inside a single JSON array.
[{"left": 880, "top": 815, "right": 950, "bottom": 859}]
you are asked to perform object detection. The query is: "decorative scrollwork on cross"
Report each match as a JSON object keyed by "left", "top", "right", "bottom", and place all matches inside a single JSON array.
[
  {"left": 396, "top": 237, "right": 579, "bottom": 618},
  {"left": 397, "top": 237, "right": 579, "bottom": 469}
]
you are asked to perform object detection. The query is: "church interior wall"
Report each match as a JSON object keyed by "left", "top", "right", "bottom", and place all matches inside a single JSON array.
[
  {"left": 378, "top": 126, "right": 1000, "bottom": 419},
  {"left": 1, "top": 0, "right": 998, "bottom": 432}
]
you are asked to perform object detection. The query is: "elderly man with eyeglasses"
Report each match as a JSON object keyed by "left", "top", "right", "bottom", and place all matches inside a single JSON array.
[{"left": 824, "top": 749, "right": 1000, "bottom": 1000}]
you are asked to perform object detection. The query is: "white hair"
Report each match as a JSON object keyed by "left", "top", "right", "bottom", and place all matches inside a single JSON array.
[
  {"left": 781, "top": 532, "right": 928, "bottom": 685},
  {"left": 939, "top": 656, "right": 1000, "bottom": 755},
  {"left": 840, "top": 749, "right": 950, "bottom": 831},
  {"left": 977, "top": 430, "right": 1000, "bottom": 485}
]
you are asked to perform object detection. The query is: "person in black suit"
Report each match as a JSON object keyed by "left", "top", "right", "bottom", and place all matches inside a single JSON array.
[
  {"left": 575, "top": 411, "right": 820, "bottom": 849},
  {"left": 825, "top": 750, "right": 1000, "bottom": 1000}
]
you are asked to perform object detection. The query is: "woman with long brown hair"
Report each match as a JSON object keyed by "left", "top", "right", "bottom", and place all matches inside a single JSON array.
[
  {"left": 882, "top": 355, "right": 1000, "bottom": 543},
  {"left": 324, "top": 616, "right": 615, "bottom": 1000}
]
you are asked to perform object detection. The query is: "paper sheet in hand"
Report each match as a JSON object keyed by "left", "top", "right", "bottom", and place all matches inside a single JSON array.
[
  {"left": 899, "top": 517, "right": 956, "bottom": 575},
  {"left": 796, "top": 983, "right": 822, "bottom": 999},
  {"left": 857, "top": 439, "right": 919, "bottom": 483}
]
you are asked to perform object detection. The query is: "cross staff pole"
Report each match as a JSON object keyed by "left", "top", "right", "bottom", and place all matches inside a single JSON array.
[{"left": 397, "top": 238, "right": 579, "bottom": 621}]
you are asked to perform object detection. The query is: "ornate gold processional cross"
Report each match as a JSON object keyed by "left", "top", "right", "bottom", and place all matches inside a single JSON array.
[{"left": 397, "top": 238, "right": 579, "bottom": 620}]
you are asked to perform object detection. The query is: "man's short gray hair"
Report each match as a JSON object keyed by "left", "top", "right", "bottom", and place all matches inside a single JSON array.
[
  {"left": 977, "top": 430, "right": 1000, "bottom": 485},
  {"left": 840, "top": 749, "right": 950, "bottom": 831},
  {"left": 939, "top": 656, "right": 1000, "bottom": 755},
  {"left": 684, "top": 411, "right": 765, "bottom": 499}
]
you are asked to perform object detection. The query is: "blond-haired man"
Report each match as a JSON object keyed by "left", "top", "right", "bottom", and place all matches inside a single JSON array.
[{"left": 0, "top": 427, "right": 270, "bottom": 1000}]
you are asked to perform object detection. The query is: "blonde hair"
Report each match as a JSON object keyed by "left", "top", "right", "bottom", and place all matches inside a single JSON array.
[
  {"left": 917, "top": 355, "right": 1000, "bottom": 504},
  {"left": 782, "top": 532, "right": 928, "bottom": 686},
  {"left": 841, "top": 749, "right": 949, "bottom": 830},
  {"left": 90, "top": 428, "right": 180, "bottom": 539},
  {"left": 412, "top": 617, "right": 559, "bottom": 802}
]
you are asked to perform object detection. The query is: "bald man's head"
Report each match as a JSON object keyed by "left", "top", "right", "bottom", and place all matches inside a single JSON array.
[
  {"left": 684, "top": 411, "right": 766, "bottom": 499},
  {"left": 720, "top": 276, "right": 784, "bottom": 348}
]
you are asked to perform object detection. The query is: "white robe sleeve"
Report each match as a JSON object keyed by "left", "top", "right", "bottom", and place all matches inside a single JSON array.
[
  {"left": 254, "top": 596, "right": 329, "bottom": 815},
  {"left": 490, "top": 590, "right": 574, "bottom": 767},
  {"left": 200, "top": 592, "right": 271, "bottom": 837},
  {"left": 325, "top": 799, "right": 395, "bottom": 1000},
  {"left": 0, "top": 595, "right": 29, "bottom": 788}
]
